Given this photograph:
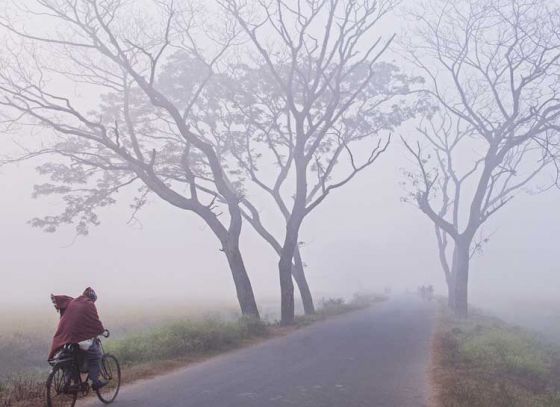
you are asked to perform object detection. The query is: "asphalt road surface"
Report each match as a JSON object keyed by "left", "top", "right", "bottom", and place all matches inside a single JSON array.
[{"left": 88, "top": 296, "right": 436, "bottom": 407}]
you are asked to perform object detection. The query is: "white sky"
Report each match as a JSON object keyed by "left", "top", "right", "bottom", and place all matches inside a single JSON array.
[{"left": 0, "top": 0, "right": 559, "bottom": 336}]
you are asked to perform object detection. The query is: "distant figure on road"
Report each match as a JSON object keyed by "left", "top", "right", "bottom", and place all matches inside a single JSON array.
[
  {"left": 49, "top": 287, "right": 108, "bottom": 390},
  {"left": 417, "top": 285, "right": 434, "bottom": 301},
  {"left": 426, "top": 285, "right": 434, "bottom": 301}
]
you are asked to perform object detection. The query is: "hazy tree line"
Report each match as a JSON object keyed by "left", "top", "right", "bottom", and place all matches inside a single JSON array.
[
  {"left": 402, "top": 0, "right": 560, "bottom": 317},
  {"left": 0, "top": 0, "right": 558, "bottom": 322}
]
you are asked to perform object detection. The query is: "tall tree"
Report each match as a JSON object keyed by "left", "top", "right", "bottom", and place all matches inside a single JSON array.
[
  {"left": 154, "top": 52, "right": 421, "bottom": 316},
  {"left": 224, "top": 61, "right": 422, "bottom": 317},
  {"left": 154, "top": 52, "right": 318, "bottom": 315},
  {"left": 222, "top": 0, "right": 421, "bottom": 324},
  {"left": 402, "top": 0, "right": 560, "bottom": 317},
  {"left": 0, "top": 0, "right": 260, "bottom": 318}
]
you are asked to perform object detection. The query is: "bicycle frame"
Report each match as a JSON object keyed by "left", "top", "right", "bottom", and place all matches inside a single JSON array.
[{"left": 49, "top": 339, "right": 104, "bottom": 397}]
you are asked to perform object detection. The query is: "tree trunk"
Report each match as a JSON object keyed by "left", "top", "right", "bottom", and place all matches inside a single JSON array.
[
  {"left": 279, "top": 248, "right": 295, "bottom": 324},
  {"left": 447, "top": 279, "right": 455, "bottom": 308},
  {"left": 240, "top": 201, "right": 315, "bottom": 316},
  {"left": 223, "top": 239, "right": 260, "bottom": 319},
  {"left": 279, "top": 131, "right": 306, "bottom": 325},
  {"left": 450, "top": 240, "right": 470, "bottom": 318},
  {"left": 292, "top": 248, "right": 315, "bottom": 314},
  {"left": 445, "top": 268, "right": 455, "bottom": 308},
  {"left": 279, "top": 218, "right": 300, "bottom": 324}
]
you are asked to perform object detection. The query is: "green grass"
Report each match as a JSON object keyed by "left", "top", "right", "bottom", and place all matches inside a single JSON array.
[
  {"left": 106, "top": 316, "right": 267, "bottom": 365},
  {"left": 433, "top": 307, "right": 560, "bottom": 407}
]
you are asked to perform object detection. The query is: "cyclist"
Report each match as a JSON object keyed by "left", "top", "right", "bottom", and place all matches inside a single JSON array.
[{"left": 49, "top": 287, "right": 108, "bottom": 390}]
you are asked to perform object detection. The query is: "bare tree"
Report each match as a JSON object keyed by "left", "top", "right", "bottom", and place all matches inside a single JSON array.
[
  {"left": 221, "top": 0, "right": 421, "bottom": 324},
  {"left": 223, "top": 60, "right": 422, "bottom": 317},
  {"left": 148, "top": 51, "right": 318, "bottom": 315},
  {"left": 402, "top": 0, "right": 560, "bottom": 317},
  {"left": 152, "top": 50, "right": 422, "bottom": 317},
  {"left": 0, "top": 0, "right": 261, "bottom": 318}
]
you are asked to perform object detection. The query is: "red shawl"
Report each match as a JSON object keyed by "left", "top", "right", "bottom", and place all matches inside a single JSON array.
[{"left": 48, "top": 289, "right": 105, "bottom": 360}]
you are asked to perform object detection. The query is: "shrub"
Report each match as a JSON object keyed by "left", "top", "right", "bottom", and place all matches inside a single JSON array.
[
  {"left": 460, "top": 327, "right": 550, "bottom": 378},
  {"left": 321, "top": 297, "right": 346, "bottom": 309},
  {"left": 106, "top": 317, "right": 268, "bottom": 365},
  {"left": 434, "top": 308, "right": 560, "bottom": 407},
  {"left": 350, "top": 292, "right": 385, "bottom": 307}
]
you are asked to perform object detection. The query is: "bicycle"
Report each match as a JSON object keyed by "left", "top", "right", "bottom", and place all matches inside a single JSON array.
[{"left": 46, "top": 330, "right": 121, "bottom": 407}]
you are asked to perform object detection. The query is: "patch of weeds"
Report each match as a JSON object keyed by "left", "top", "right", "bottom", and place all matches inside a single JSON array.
[
  {"left": 106, "top": 317, "right": 268, "bottom": 365},
  {"left": 433, "top": 307, "right": 560, "bottom": 407},
  {"left": 0, "top": 375, "right": 44, "bottom": 407}
]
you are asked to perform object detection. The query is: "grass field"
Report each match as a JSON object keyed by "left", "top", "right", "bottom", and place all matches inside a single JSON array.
[
  {"left": 432, "top": 306, "right": 560, "bottom": 407},
  {"left": 0, "top": 301, "right": 242, "bottom": 381}
]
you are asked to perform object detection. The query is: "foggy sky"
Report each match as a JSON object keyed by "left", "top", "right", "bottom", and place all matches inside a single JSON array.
[
  {"left": 1, "top": 1, "right": 559, "bottom": 333},
  {"left": 2, "top": 144, "right": 559, "bottom": 314}
]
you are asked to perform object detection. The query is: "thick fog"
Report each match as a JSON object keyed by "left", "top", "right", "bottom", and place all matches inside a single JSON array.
[
  {"left": 0, "top": 0, "right": 559, "bottom": 338},
  {"left": 2, "top": 142, "right": 560, "bottom": 327}
]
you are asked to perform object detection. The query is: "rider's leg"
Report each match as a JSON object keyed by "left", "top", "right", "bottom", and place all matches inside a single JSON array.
[{"left": 87, "top": 340, "right": 105, "bottom": 388}]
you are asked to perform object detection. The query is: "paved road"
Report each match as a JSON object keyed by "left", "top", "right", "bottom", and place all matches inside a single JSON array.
[{"left": 89, "top": 297, "right": 435, "bottom": 407}]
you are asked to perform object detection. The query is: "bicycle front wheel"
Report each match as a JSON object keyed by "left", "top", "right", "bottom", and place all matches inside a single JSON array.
[
  {"left": 46, "top": 365, "right": 78, "bottom": 407},
  {"left": 96, "top": 353, "right": 121, "bottom": 404}
]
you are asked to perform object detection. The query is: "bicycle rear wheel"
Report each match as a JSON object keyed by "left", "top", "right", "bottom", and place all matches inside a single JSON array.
[
  {"left": 96, "top": 353, "right": 121, "bottom": 404},
  {"left": 46, "top": 365, "right": 78, "bottom": 407}
]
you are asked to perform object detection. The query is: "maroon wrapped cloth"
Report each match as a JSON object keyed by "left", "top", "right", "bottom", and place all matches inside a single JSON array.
[{"left": 48, "top": 288, "right": 105, "bottom": 360}]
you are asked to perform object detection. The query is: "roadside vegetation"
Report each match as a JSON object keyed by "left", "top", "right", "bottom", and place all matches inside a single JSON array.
[
  {"left": 0, "top": 294, "right": 383, "bottom": 407},
  {"left": 432, "top": 306, "right": 560, "bottom": 407},
  {"left": 107, "top": 317, "right": 267, "bottom": 366},
  {"left": 294, "top": 294, "right": 386, "bottom": 326},
  {"left": 104, "top": 294, "right": 383, "bottom": 369}
]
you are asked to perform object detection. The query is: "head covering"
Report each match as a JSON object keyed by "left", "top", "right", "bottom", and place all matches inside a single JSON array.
[
  {"left": 83, "top": 287, "right": 97, "bottom": 302},
  {"left": 48, "top": 291, "right": 105, "bottom": 360}
]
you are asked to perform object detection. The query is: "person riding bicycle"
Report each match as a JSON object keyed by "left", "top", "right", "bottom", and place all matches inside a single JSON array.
[{"left": 49, "top": 287, "right": 108, "bottom": 390}]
